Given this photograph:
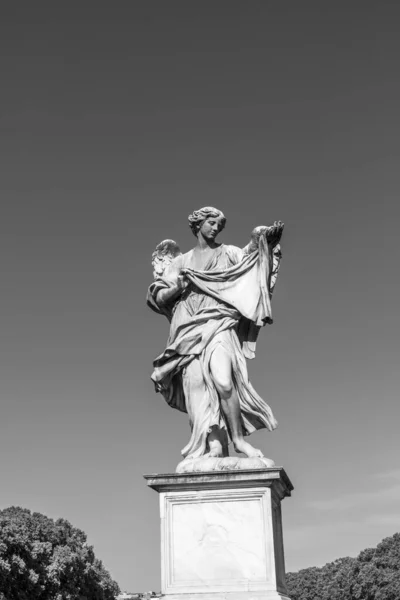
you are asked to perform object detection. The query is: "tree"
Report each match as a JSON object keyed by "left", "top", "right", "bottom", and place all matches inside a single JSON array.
[
  {"left": 350, "top": 533, "right": 400, "bottom": 600},
  {"left": 0, "top": 506, "right": 120, "bottom": 600},
  {"left": 286, "top": 565, "right": 327, "bottom": 600},
  {"left": 286, "top": 533, "right": 400, "bottom": 600}
]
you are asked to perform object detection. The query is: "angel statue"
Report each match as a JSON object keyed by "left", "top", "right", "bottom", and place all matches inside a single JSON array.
[{"left": 147, "top": 207, "right": 284, "bottom": 467}]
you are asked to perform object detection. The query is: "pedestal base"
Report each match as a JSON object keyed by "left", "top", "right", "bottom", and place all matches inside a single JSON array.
[
  {"left": 163, "top": 593, "right": 291, "bottom": 600},
  {"left": 145, "top": 468, "right": 293, "bottom": 600}
]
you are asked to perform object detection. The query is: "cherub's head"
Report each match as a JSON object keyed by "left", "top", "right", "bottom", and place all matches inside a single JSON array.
[{"left": 188, "top": 207, "right": 226, "bottom": 239}]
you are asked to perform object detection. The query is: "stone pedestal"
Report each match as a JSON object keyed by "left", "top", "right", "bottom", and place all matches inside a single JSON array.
[{"left": 144, "top": 467, "right": 293, "bottom": 600}]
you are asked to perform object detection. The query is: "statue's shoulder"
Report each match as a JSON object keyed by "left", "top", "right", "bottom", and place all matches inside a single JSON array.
[
  {"left": 171, "top": 252, "right": 185, "bottom": 265},
  {"left": 224, "top": 243, "right": 242, "bottom": 252}
]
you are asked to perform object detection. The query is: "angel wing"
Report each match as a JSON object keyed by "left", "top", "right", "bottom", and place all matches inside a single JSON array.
[{"left": 151, "top": 239, "right": 182, "bottom": 280}]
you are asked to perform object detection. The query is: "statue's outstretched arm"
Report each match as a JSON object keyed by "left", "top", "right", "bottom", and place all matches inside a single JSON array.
[{"left": 243, "top": 221, "right": 284, "bottom": 254}]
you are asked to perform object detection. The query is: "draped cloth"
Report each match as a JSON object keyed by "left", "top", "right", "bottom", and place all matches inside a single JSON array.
[{"left": 147, "top": 235, "right": 280, "bottom": 459}]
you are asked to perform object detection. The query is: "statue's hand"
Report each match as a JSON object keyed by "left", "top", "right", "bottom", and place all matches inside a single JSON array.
[
  {"left": 156, "top": 272, "right": 188, "bottom": 306},
  {"left": 177, "top": 272, "right": 189, "bottom": 291},
  {"left": 266, "top": 221, "right": 284, "bottom": 246},
  {"left": 245, "top": 222, "right": 284, "bottom": 254},
  {"left": 250, "top": 226, "right": 268, "bottom": 245}
]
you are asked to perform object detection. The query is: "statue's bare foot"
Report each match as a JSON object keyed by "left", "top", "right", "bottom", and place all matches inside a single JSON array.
[{"left": 233, "top": 439, "right": 264, "bottom": 458}]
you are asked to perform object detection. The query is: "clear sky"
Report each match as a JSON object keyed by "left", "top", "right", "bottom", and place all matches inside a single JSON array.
[{"left": 0, "top": 1, "right": 399, "bottom": 593}]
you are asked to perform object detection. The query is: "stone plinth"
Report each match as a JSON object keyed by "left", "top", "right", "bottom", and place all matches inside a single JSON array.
[{"left": 144, "top": 467, "right": 293, "bottom": 600}]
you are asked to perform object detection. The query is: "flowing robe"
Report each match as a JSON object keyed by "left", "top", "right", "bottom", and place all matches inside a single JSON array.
[{"left": 147, "top": 236, "right": 280, "bottom": 459}]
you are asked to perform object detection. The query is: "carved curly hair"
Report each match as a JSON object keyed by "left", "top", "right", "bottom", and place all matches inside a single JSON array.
[{"left": 188, "top": 206, "right": 226, "bottom": 237}]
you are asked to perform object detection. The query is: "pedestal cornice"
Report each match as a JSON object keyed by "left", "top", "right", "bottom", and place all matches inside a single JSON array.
[{"left": 144, "top": 467, "right": 293, "bottom": 501}]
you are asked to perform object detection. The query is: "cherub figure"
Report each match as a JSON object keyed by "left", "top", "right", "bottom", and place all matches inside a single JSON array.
[{"left": 147, "top": 207, "right": 284, "bottom": 462}]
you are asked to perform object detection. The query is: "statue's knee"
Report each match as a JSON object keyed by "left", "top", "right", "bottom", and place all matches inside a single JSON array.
[
  {"left": 210, "top": 348, "right": 233, "bottom": 398},
  {"left": 215, "top": 377, "right": 233, "bottom": 399}
]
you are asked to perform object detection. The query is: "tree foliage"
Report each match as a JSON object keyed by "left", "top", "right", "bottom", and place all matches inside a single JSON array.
[
  {"left": 286, "top": 533, "right": 400, "bottom": 600},
  {"left": 0, "top": 506, "right": 120, "bottom": 600}
]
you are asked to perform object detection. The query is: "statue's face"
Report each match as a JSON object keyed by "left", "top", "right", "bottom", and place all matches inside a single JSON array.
[{"left": 199, "top": 216, "right": 223, "bottom": 241}]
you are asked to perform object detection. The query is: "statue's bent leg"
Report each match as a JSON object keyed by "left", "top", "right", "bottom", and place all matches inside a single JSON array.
[
  {"left": 210, "top": 344, "right": 264, "bottom": 459},
  {"left": 181, "top": 357, "right": 225, "bottom": 458}
]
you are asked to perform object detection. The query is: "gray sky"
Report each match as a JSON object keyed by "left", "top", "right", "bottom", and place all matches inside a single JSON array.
[{"left": 0, "top": 1, "right": 399, "bottom": 593}]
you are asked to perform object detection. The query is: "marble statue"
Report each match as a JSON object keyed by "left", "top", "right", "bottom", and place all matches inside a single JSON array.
[{"left": 147, "top": 207, "right": 284, "bottom": 466}]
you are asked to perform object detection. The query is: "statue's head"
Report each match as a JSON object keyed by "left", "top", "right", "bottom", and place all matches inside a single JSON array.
[{"left": 188, "top": 207, "right": 226, "bottom": 239}]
